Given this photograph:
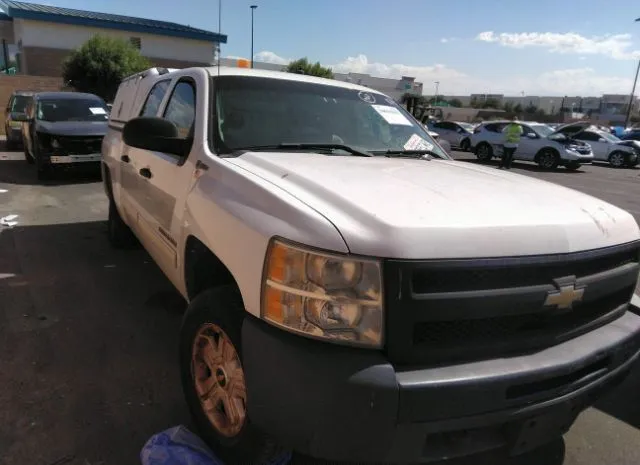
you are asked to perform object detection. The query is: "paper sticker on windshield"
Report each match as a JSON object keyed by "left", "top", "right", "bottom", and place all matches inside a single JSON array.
[
  {"left": 372, "top": 104, "right": 412, "bottom": 126},
  {"left": 358, "top": 91, "right": 376, "bottom": 104},
  {"left": 404, "top": 134, "right": 434, "bottom": 151},
  {"left": 89, "top": 107, "right": 107, "bottom": 115}
]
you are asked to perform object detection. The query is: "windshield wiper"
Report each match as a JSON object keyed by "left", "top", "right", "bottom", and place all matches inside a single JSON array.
[
  {"left": 229, "top": 143, "right": 373, "bottom": 157},
  {"left": 373, "top": 149, "right": 442, "bottom": 160}
]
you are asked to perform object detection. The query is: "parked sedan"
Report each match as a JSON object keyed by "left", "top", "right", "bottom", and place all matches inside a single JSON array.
[
  {"left": 554, "top": 122, "right": 640, "bottom": 168},
  {"left": 427, "top": 120, "right": 474, "bottom": 151},
  {"left": 21, "top": 91, "right": 109, "bottom": 180}
]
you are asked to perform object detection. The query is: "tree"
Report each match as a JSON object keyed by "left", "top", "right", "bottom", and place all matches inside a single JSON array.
[
  {"left": 482, "top": 98, "right": 501, "bottom": 109},
  {"left": 513, "top": 103, "right": 523, "bottom": 113},
  {"left": 285, "top": 57, "right": 333, "bottom": 79},
  {"left": 447, "top": 98, "right": 463, "bottom": 108},
  {"left": 524, "top": 104, "right": 538, "bottom": 114},
  {"left": 62, "top": 35, "right": 151, "bottom": 102},
  {"left": 502, "top": 101, "right": 514, "bottom": 112}
]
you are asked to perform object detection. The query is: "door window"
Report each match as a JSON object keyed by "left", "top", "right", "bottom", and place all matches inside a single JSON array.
[
  {"left": 140, "top": 80, "right": 171, "bottom": 117},
  {"left": 163, "top": 80, "right": 196, "bottom": 139}
]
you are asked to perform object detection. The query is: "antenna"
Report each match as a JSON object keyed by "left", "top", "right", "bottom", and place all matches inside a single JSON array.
[{"left": 217, "top": 0, "right": 222, "bottom": 77}]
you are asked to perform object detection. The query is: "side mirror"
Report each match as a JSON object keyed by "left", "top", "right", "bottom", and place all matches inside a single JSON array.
[
  {"left": 123, "top": 116, "right": 190, "bottom": 157},
  {"left": 12, "top": 114, "right": 29, "bottom": 122}
]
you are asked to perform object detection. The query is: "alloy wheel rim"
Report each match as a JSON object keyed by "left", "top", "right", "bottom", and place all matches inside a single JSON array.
[
  {"left": 191, "top": 323, "right": 247, "bottom": 438},
  {"left": 611, "top": 153, "right": 624, "bottom": 167}
]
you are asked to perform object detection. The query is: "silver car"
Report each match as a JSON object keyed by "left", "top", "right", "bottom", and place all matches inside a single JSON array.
[{"left": 428, "top": 120, "right": 475, "bottom": 151}]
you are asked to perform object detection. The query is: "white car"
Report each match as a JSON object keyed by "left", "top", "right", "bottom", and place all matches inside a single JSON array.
[
  {"left": 554, "top": 122, "right": 640, "bottom": 168},
  {"left": 470, "top": 120, "right": 593, "bottom": 170},
  {"left": 427, "top": 120, "right": 474, "bottom": 151},
  {"left": 102, "top": 66, "right": 640, "bottom": 465}
]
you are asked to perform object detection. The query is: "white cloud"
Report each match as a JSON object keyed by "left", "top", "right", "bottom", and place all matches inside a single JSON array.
[
  {"left": 253, "top": 51, "right": 290, "bottom": 65},
  {"left": 476, "top": 31, "right": 640, "bottom": 60},
  {"left": 236, "top": 51, "right": 634, "bottom": 96}
]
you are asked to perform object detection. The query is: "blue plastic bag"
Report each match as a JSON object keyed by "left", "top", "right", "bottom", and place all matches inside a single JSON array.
[{"left": 141, "top": 426, "right": 293, "bottom": 465}]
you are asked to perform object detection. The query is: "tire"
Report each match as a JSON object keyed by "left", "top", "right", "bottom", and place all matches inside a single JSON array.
[
  {"left": 565, "top": 161, "right": 581, "bottom": 171},
  {"left": 608, "top": 151, "right": 626, "bottom": 168},
  {"left": 107, "top": 201, "right": 138, "bottom": 249},
  {"left": 35, "top": 154, "right": 52, "bottom": 180},
  {"left": 180, "top": 286, "right": 282, "bottom": 465},
  {"left": 537, "top": 149, "right": 559, "bottom": 170},
  {"left": 459, "top": 138, "right": 471, "bottom": 152},
  {"left": 475, "top": 142, "right": 493, "bottom": 162}
]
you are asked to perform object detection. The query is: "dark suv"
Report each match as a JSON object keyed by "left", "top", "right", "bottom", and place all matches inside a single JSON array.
[
  {"left": 22, "top": 92, "right": 109, "bottom": 180},
  {"left": 4, "top": 90, "right": 34, "bottom": 149}
]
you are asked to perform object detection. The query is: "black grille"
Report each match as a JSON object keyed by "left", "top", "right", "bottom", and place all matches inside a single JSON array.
[
  {"left": 57, "top": 136, "right": 103, "bottom": 155},
  {"left": 411, "top": 247, "right": 637, "bottom": 294},
  {"left": 384, "top": 241, "right": 640, "bottom": 366}
]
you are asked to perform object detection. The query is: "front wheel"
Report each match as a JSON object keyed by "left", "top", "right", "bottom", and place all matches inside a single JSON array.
[
  {"left": 608, "top": 151, "right": 626, "bottom": 168},
  {"left": 537, "top": 149, "right": 559, "bottom": 170},
  {"left": 180, "top": 286, "right": 282, "bottom": 465},
  {"left": 475, "top": 142, "right": 493, "bottom": 162},
  {"left": 459, "top": 138, "right": 471, "bottom": 152}
]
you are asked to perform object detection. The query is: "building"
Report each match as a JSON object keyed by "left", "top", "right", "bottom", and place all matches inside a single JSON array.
[
  {"left": 446, "top": 93, "right": 640, "bottom": 122},
  {"left": 218, "top": 57, "right": 423, "bottom": 102},
  {"left": 0, "top": 0, "right": 226, "bottom": 76}
]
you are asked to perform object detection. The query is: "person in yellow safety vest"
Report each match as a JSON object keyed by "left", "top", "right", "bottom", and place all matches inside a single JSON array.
[{"left": 500, "top": 116, "right": 523, "bottom": 169}]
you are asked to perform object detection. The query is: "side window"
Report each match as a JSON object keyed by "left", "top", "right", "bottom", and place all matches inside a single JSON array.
[
  {"left": 163, "top": 80, "right": 196, "bottom": 139},
  {"left": 140, "top": 80, "right": 171, "bottom": 117},
  {"left": 521, "top": 125, "right": 534, "bottom": 137},
  {"left": 433, "top": 122, "right": 446, "bottom": 129},
  {"left": 442, "top": 122, "right": 457, "bottom": 131}
]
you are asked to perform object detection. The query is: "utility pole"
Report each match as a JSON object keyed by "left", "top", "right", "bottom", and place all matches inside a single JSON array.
[
  {"left": 434, "top": 81, "right": 439, "bottom": 103},
  {"left": 625, "top": 18, "right": 640, "bottom": 127},
  {"left": 250, "top": 5, "right": 257, "bottom": 68}
]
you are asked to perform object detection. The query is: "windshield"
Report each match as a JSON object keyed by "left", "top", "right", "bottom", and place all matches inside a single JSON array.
[
  {"left": 530, "top": 124, "right": 554, "bottom": 138},
  {"left": 36, "top": 98, "right": 109, "bottom": 122},
  {"left": 596, "top": 131, "right": 620, "bottom": 143},
  {"left": 213, "top": 76, "right": 448, "bottom": 158},
  {"left": 11, "top": 95, "right": 31, "bottom": 113},
  {"left": 458, "top": 122, "right": 475, "bottom": 132}
]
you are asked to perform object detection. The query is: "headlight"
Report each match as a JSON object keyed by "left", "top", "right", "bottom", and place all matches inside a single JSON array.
[{"left": 261, "top": 239, "right": 384, "bottom": 348}]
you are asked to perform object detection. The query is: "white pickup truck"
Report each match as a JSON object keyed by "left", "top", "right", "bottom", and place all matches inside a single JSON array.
[{"left": 102, "top": 66, "right": 640, "bottom": 464}]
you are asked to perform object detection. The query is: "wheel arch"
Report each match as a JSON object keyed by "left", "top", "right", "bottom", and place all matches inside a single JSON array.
[
  {"left": 184, "top": 235, "right": 239, "bottom": 302},
  {"left": 534, "top": 146, "right": 560, "bottom": 163}
]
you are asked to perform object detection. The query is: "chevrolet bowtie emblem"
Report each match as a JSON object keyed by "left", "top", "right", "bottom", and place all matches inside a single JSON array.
[{"left": 544, "top": 282, "right": 585, "bottom": 310}]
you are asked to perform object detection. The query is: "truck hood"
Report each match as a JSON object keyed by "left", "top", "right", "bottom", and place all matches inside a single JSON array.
[
  {"left": 35, "top": 120, "right": 108, "bottom": 137},
  {"left": 227, "top": 152, "right": 640, "bottom": 259}
]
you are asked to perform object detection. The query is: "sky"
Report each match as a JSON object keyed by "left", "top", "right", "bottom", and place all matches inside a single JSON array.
[{"left": 17, "top": 0, "right": 640, "bottom": 97}]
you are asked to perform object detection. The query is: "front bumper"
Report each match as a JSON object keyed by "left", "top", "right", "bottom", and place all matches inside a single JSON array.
[
  {"left": 563, "top": 151, "right": 593, "bottom": 163},
  {"left": 242, "top": 309, "right": 640, "bottom": 463}
]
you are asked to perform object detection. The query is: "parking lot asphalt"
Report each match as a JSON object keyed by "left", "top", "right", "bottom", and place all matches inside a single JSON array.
[{"left": 0, "top": 148, "right": 638, "bottom": 465}]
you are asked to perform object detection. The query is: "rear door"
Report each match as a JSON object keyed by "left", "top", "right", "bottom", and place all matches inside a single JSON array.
[
  {"left": 127, "top": 73, "right": 202, "bottom": 284},
  {"left": 119, "top": 78, "right": 172, "bottom": 227}
]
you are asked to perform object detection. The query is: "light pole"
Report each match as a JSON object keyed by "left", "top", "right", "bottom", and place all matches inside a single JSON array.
[
  {"left": 624, "top": 18, "right": 640, "bottom": 127},
  {"left": 250, "top": 5, "right": 257, "bottom": 68},
  {"left": 434, "top": 81, "right": 439, "bottom": 104}
]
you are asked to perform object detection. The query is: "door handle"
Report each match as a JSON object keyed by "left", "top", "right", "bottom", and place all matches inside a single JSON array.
[
  {"left": 139, "top": 167, "right": 152, "bottom": 179},
  {"left": 121, "top": 154, "right": 130, "bottom": 163}
]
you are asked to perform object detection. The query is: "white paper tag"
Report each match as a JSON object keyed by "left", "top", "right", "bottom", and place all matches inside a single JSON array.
[
  {"left": 372, "top": 105, "right": 412, "bottom": 126},
  {"left": 89, "top": 107, "right": 107, "bottom": 115},
  {"left": 404, "top": 134, "right": 434, "bottom": 151}
]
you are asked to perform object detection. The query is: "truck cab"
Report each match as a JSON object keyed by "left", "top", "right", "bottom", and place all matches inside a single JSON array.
[{"left": 102, "top": 66, "right": 640, "bottom": 465}]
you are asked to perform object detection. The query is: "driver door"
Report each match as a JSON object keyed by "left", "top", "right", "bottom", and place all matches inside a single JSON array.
[{"left": 516, "top": 125, "right": 538, "bottom": 160}]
